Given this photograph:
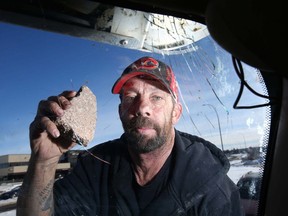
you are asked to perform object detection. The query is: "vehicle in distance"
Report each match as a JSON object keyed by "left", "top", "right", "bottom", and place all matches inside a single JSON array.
[
  {"left": 237, "top": 171, "right": 261, "bottom": 216},
  {"left": 0, "top": 185, "right": 21, "bottom": 200}
]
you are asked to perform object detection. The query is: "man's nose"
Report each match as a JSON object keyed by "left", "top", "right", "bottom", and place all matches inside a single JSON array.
[{"left": 135, "top": 98, "right": 152, "bottom": 117}]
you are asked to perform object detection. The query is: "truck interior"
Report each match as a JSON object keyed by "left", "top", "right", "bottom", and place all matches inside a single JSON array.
[{"left": 0, "top": 0, "right": 285, "bottom": 215}]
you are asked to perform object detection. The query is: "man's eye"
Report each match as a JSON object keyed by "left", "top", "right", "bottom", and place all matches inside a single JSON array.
[{"left": 151, "top": 95, "right": 163, "bottom": 101}]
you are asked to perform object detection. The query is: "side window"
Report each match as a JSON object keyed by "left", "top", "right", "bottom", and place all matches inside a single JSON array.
[{"left": 0, "top": 4, "right": 268, "bottom": 216}]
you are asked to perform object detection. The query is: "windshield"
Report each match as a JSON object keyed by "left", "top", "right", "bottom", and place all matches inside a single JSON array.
[{"left": 0, "top": 5, "right": 269, "bottom": 216}]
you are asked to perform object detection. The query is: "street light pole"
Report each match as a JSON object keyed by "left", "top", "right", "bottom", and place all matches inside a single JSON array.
[{"left": 203, "top": 104, "right": 224, "bottom": 151}]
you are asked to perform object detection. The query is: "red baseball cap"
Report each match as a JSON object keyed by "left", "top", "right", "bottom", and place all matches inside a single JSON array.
[{"left": 112, "top": 56, "right": 179, "bottom": 101}]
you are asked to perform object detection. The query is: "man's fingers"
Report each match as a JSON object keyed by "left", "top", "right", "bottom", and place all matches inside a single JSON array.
[
  {"left": 30, "top": 115, "right": 77, "bottom": 150},
  {"left": 45, "top": 91, "right": 77, "bottom": 112},
  {"left": 31, "top": 116, "right": 60, "bottom": 139},
  {"left": 59, "top": 90, "right": 77, "bottom": 99},
  {"left": 38, "top": 91, "right": 76, "bottom": 118},
  {"left": 40, "top": 116, "right": 60, "bottom": 138},
  {"left": 37, "top": 99, "right": 62, "bottom": 118},
  {"left": 31, "top": 90, "right": 77, "bottom": 141},
  {"left": 30, "top": 116, "right": 59, "bottom": 140}
]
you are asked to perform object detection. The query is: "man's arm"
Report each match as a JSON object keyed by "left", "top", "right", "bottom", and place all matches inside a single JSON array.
[
  {"left": 16, "top": 90, "right": 77, "bottom": 216},
  {"left": 17, "top": 155, "right": 58, "bottom": 216}
]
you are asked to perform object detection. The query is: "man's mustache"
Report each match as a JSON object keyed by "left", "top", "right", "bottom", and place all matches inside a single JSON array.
[{"left": 126, "top": 116, "right": 155, "bottom": 130}]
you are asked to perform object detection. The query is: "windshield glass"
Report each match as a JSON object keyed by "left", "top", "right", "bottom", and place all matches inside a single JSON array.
[{"left": 0, "top": 6, "right": 269, "bottom": 216}]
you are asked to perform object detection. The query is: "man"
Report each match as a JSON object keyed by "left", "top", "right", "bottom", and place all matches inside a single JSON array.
[{"left": 17, "top": 56, "right": 244, "bottom": 216}]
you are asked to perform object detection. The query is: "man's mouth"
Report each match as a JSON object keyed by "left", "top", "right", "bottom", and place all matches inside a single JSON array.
[
  {"left": 136, "top": 126, "right": 155, "bottom": 135},
  {"left": 125, "top": 116, "right": 157, "bottom": 135}
]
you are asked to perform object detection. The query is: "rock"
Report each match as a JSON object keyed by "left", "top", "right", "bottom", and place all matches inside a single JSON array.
[{"left": 55, "top": 85, "right": 97, "bottom": 146}]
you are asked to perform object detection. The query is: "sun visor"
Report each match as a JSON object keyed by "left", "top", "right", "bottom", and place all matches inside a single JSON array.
[{"left": 205, "top": 0, "right": 285, "bottom": 73}]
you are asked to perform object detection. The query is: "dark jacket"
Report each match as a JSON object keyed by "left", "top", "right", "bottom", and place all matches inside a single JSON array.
[{"left": 54, "top": 130, "right": 244, "bottom": 215}]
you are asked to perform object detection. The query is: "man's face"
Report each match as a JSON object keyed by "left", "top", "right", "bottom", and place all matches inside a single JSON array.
[{"left": 119, "top": 76, "right": 182, "bottom": 153}]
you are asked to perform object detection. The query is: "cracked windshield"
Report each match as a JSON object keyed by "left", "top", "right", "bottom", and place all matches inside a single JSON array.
[{"left": 0, "top": 5, "right": 268, "bottom": 216}]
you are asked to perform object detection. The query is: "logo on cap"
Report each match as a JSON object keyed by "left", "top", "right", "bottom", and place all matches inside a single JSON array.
[{"left": 131, "top": 57, "right": 159, "bottom": 71}]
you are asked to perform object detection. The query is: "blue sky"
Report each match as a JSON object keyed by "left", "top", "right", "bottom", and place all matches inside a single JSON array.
[{"left": 0, "top": 21, "right": 269, "bottom": 155}]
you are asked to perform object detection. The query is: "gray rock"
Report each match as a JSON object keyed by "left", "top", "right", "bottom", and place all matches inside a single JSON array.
[{"left": 55, "top": 85, "right": 97, "bottom": 146}]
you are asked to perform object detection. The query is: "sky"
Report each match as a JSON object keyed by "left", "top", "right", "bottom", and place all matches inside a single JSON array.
[{"left": 0, "top": 21, "right": 270, "bottom": 155}]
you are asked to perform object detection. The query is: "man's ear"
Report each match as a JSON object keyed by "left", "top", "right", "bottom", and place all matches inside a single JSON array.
[{"left": 172, "top": 103, "right": 182, "bottom": 124}]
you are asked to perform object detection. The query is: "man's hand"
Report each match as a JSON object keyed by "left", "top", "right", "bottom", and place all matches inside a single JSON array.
[{"left": 29, "top": 90, "right": 77, "bottom": 162}]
